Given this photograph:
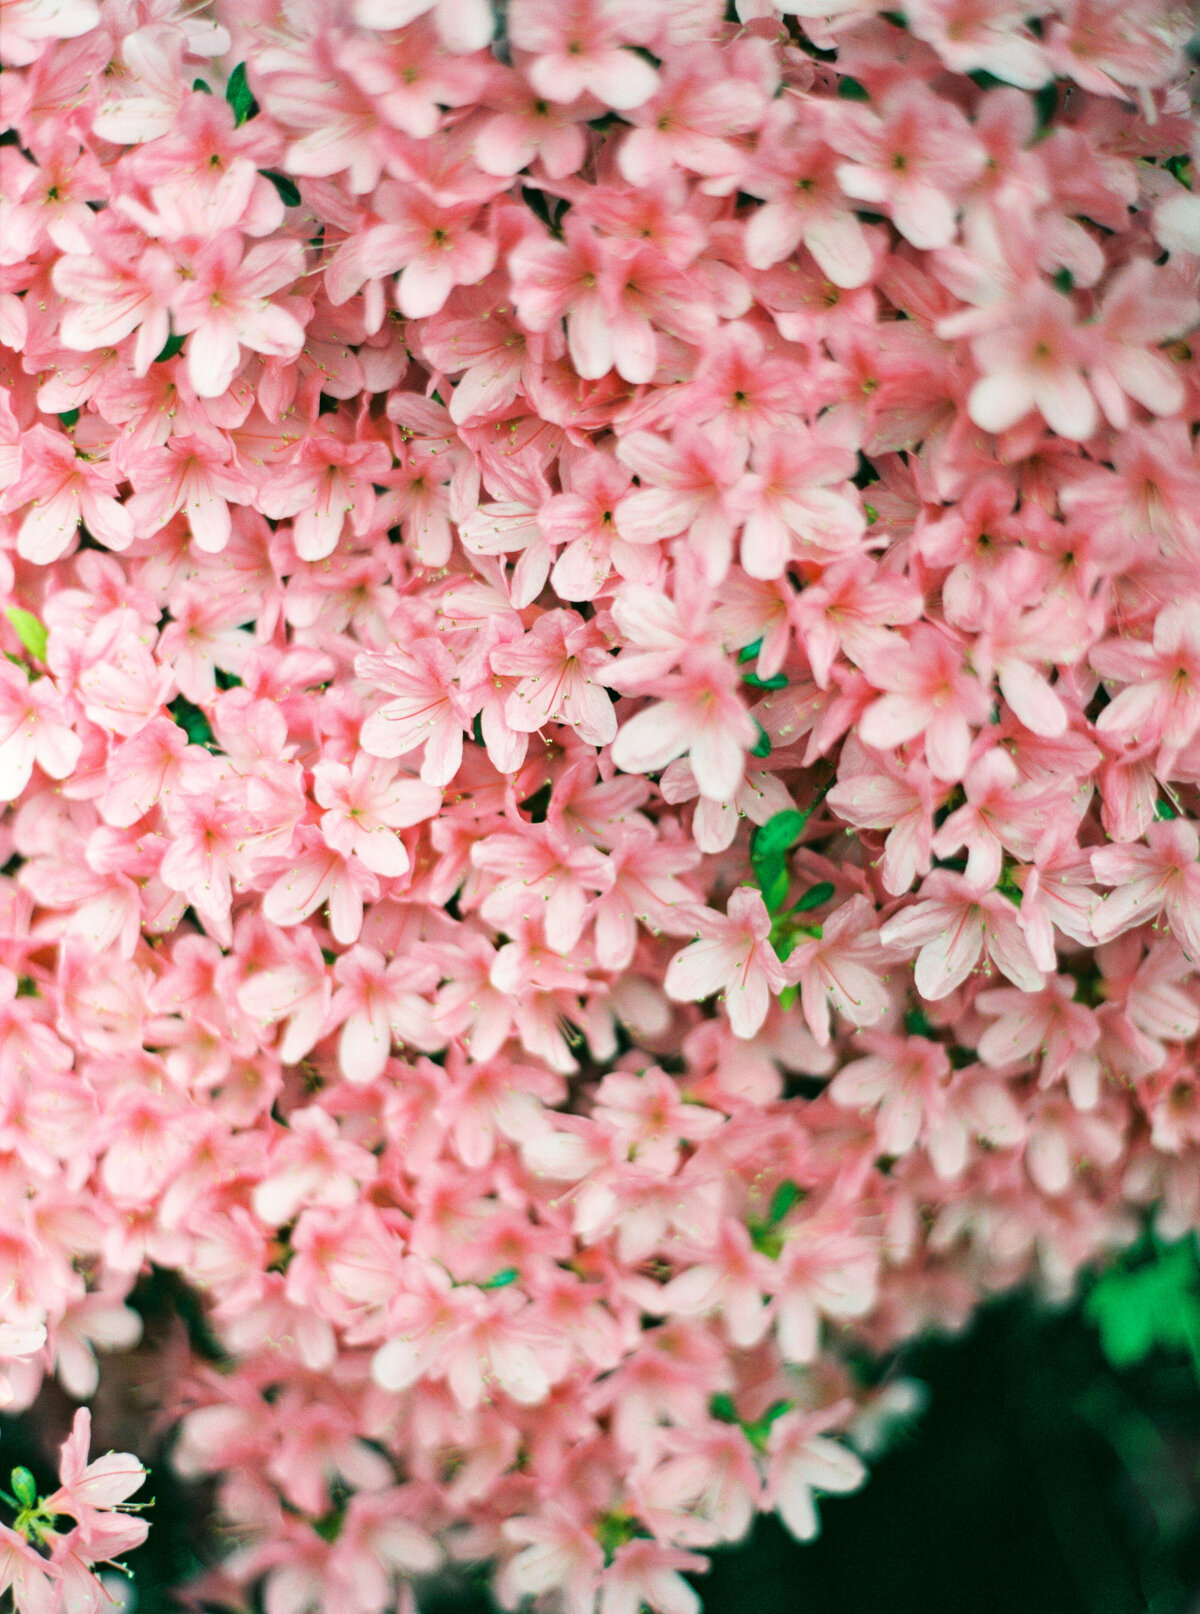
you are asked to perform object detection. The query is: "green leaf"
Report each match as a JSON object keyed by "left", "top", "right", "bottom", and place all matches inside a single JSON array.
[
  {"left": 751, "top": 720, "right": 771, "bottom": 759},
  {"left": 757, "top": 855, "right": 790, "bottom": 914},
  {"left": 225, "top": 62, "right": 258, "bottom": 126},
  {"left": 1155, "top": 797, "right": 1178, "bottom": 821},
  {"left": 481, "top": 1267, "right": 520, "bottom": 1290},
  {"left": 595, "top": 1510, "right": 641, "bottom": 1560},
  {"left": 260, "top": 169, "right": 301, "bottom": 207},
  {"left": 778, "top": 983, "right": 798, "bottom": 1011},
  {"left": 168, "top": 695, "right": 216, "bottom": 749},
  {"left": 1086, "top": 1238, "right": 1200, "bottom": 1371},
  {"left": 1032, "top": 80, "right": 1057, "bottom": 136},
  {"left": 709, "top": 1393, "right": 738, "bottom": 1424},
  {"left": 11, "top": 1467, "right": 37, "bottom": 1508},
  {"left": 743, "top": 668, "right": 788, "bottom": 691},
  {"left": 792, "top": 881, "right": 834, "bottom": 914},
  {"left": 154, "top": 330, "right": 186, "bottom": 364},
  {"left": 5, "top": 605, "right": 48, "bottom": 661},
  {"left": 995, "top": 874, "right": 1023, "bottom": 907},
  {"left": 313, "top": 1505, "right": 345, "bottom": 1543},
  {"left": 750, "top": 1225, "right": 784, "bottom": 1260},
  {"left": 742, "top": 1399, "right": 793, "bottom": 1453},
  {"left": 753, "top": 809, "right": 807, "bottom": 860},
  {"left": 192, "top": 77, "right": 212, "bottom": 93},
  {"left": 767, "top": 1179, "right": 802, "bottom": 1227},
  {"left": 738, "top": 639, "right": 763, "bottom": 665},
  {"left": 838, "top": 75, "right": 870, "bottom": 100},
  {"left": 752, "top": 805, "right": 827, "bottom": 914},
  {"left": 57, "top": 408, "right": 80, "bottom": 427}
]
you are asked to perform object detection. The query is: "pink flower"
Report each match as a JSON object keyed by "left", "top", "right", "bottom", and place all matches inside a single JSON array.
[
  {"left": 880, "top": 870, "right": 1046, "bottom": 997},
  {"left": 168, "top": 234, "right": 306, "bottom": 398},
  {"left": 1088, "top": 260, "right": 1199, "bottom": 431},
  {"left": 905, "top": 0, "right": 1051, "bottom": 87},
  {"left": 0, "top": 0, "right": 98, "bottom": 66},
  {"left": 860, "top": 626, "right": 993, "bottom": 782},
  {"left": 0, "top": 1524, "right": 59, "bottom": 1614},
  {"left": 41, "top": 1407, "right": 147, "bottom": 1538},
  {"left": 330, "top": 944, "right": 439, "bottom": 1084},
  {"left": 612, "top": 658, "right": 757, "bottom": 803},
  {"left": 52, "top": 224, "right": 176, "bottom": 376},
  {"left": 2, "top": 425, "right": 132, "bottom": 561},
  {"left": 357, "top": 639, "right": 473, "bottom": 786},
  {"left": 327, "top": 183, "right": 497, "bottom": 320},
  {"left": 313, "top": 755, "right": 441, "bottom": 877},
  {"left": 827, "top": 737, "right": 938, "bottom": 896},
  {"left": 499, "top": 1511, "right": 605, "bottom": 1614},
  {"left": 508, "top": 0, "right": 661, "bottom": 111},
  {"left": 743, "top": 110, "right": 872, "bottom": 288},
  {"left": 1092, "top": 604, "right": 1200, "bottom": 769},
  {"left": 766, "top": 1408, "right": 866, "bottom": 1542},
  {"left": 654, "top": 1220, "right": 775, "bottom": 1348},
  {"left": 782, "top": 895, "right": 894, "bottom": 1047},
  {"left": 737, "top": 424, "right": 866, "bottom": 579},
  {"left": 599, "top": 1540, "right": 707, "bottom": 1614},
  {"left": 833, "top": 84, "right": 986, "bottom": 251},
  {"left": 772, "top": 1219, "right": 878, "bottom": 1364},
  {"left": 976, "top": 975, "right": 1102, "bottom": 1107},
  {"left": 261, "top": 828, "right": 381, "bottom": 945},
  {"left": 252, "top": 1105, "right": 379, "bottom": 1227},
  {"left": 614, "top": 423, "right": 748, "bottom": 585},
  {"left": 237, "top": 924, "right": 334, "bottom": 1065},
  {"left": 490, "top": 610, "right": 617, "bottom": 746},
  {"left": 259, "top": 432, "right": 393, "bottom": 562},
  {"left": 831, "top": 1030, "right": 1024, "bottom": 1174},
  {"left": 125, "top": 434, "right": 257, "bottom": 555},
  {"left": 1092, "top": 819, "right": 1200, "bottom": 963},
  {"left": 353, "top": 0, "right": 493, "bottom": 53},
  {"left": 618, "top": 41, "right": 771, "bottom": 188},
  {"left": 0, "top": 661, "right": 82, "bottom": 801},
  {"left": 665, "top": 887, "right": 787, "bottom": 1040},
  {"left": 474, "top": 84, "right": 590, "bottom": 181},
  {"left": 591, "top": 1067, "right": 722, "bottom": 1175},
  {"left": 930, "top": 747, "right": 1049, "bottom": 890},
  {"left": 473, "top": 822, "right": 612, "bottom": 953},
  {"left": 6, "top": 10, "right": 1200, "bottom": 1607},
  {"left": 967, "top": 286, "right": 1099, "bottom": 442}
]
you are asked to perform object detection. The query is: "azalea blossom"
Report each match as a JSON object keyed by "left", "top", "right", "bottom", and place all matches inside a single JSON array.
[
  {"left": 665, "top": 887, "right": 788, "bottom": 1040},
  {"left": 1, "top": 9, "right": 1199, "bottom": 1614}
]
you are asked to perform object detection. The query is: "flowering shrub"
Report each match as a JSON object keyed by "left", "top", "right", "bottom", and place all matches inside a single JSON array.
[{"left": 2, "top": 0, "right": 1199, "bottom": 1609}]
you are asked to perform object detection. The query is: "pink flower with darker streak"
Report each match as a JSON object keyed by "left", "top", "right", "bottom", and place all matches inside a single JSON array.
[
  {"left": 1092, "top": 819, "right": 1200, "bottom": 962},
  {"left": 665, "top": 887, "right": 787, "bottom": 1040}
]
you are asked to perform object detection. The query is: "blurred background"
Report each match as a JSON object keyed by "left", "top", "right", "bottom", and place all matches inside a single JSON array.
[{"left": 5, "top": 1244, "right": 1200, "bottom": 1614}]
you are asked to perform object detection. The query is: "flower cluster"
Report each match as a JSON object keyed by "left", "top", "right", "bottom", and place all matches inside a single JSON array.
[{"left": 2, "top": 0, "right": 1199, "bottom": 1609}]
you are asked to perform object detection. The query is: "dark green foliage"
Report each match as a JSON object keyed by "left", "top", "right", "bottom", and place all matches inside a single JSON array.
[
  {"left": 1087, "top": 1233, "right": 1200, "bottom": 1374},
  {"left": 225, "top": 62, "right": 258, "bottom": 125},
  {"left": 168, "top": 695, "right": 217, "bottom": 749},
  {"left": 260, "top": 169, "right": 301, "bottom": 206},
  {"left": 154, "top": 330, "right": 187, "bottom": 364}
]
